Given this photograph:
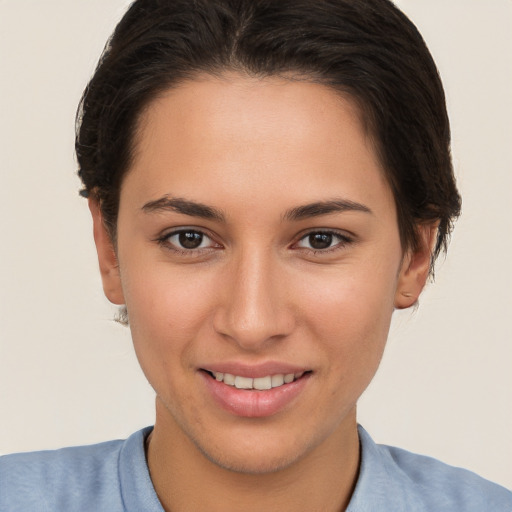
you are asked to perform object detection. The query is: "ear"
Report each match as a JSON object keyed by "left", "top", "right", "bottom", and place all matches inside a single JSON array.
[
  {"left": 394, "top": 222, "right": 438, "bottom": 309},
  {"left": 88, "top": 198, "right": 125, "bottom": 305}
]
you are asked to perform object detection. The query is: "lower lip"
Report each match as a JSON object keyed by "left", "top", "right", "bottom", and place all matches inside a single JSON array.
[{"left": 201, "top": 371, "right": 311, "bottom": 418}]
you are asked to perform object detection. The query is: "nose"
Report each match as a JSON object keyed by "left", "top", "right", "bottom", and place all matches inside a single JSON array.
[{"left": 213, "top": 247, "right": 295, "bottom": 351}]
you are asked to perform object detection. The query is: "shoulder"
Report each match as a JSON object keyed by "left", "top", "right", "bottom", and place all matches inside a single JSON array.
[
  {"left": 350, "top": 426, "right": 512, "bottom": 512},
  {"left": 383, "top": 443, "right": 512, "bottom": 510},
  {"left": 0, "top": 429, "right": 150, "bottom": 512}
]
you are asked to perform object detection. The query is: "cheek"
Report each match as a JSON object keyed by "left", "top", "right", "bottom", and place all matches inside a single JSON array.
[
  {"left": 296, "top": 259, "right": 398, "bottom": 371},
  {"left": 120, "top": 261, "right": 216, "bottom": 378}
]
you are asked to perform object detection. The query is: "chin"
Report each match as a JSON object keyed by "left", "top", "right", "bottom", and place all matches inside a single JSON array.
[
  {"left": 187, "top": 421, "right": 324, "bottom": 475},
  {"left": 197, "top": 442, "right": 305, "bottom": 475}
]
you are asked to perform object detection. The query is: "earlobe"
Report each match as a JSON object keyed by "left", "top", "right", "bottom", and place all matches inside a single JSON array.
[
  {"left": 88, "top": 198, "right": 125, "bottom": 305},
  {"left": 394, "top": 223, "right": 438, "bottom": 309}
]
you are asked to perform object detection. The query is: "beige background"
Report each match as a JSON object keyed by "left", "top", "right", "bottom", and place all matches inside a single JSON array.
[{"left": 0, "top": 0, "right": 511, "bottom": 489}]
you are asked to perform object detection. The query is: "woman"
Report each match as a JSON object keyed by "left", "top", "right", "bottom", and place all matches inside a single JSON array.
[{"left": 1, "top": 0, "right": 510, "bottom": 510}]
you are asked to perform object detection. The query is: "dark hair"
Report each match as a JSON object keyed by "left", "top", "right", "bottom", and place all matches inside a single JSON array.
[{"left": 76, "top": 0, "right": 461, "bottom": 269}]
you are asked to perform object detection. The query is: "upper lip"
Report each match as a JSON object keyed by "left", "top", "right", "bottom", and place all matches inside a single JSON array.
[{"left": 200, "top": 362, "right": 310, "bottom": 379}]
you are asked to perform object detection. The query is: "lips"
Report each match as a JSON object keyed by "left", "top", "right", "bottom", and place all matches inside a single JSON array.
[{"left": 200, "top": 365, "right": 312, "bottom": 417}]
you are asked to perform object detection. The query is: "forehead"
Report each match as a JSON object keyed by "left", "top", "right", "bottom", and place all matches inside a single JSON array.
[
  {"left": 136, "top": 73, "right": 371, "bottom": 158},
  {"left": 124, "top": 74, "right": 393, "bottom": 217}
]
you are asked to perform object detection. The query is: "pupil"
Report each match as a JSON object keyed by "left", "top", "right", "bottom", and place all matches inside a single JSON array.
[
  {"left": 179, "top": 231, "right": 203, "bottom": 249},
  {"left": 309, "top": 233, "right": 332, "bottom": 250}
]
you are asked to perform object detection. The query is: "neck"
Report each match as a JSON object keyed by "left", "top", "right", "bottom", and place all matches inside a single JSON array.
[{"left": 146, "top": 402, "right": 360, "bottom": 512}]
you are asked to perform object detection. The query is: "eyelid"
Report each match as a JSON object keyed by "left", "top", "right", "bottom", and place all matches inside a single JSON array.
[
  {"left": 153, "top": 226, "right": 354, "bottom": 256},
  {"left": 155, "top": 226, "right": 222, "bottom": 254},
  {"left": 293, "top": 229, "right": 354, "bottom": 253}
]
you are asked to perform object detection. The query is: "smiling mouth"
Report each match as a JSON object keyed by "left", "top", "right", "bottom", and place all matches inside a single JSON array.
[{"left": 202, "top": 370, "right": 310, "bottom": 390}]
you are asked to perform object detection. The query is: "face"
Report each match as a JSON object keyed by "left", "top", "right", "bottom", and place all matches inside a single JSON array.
[{"left": 92, "top": 74, "right": 432, "bottom": 474}]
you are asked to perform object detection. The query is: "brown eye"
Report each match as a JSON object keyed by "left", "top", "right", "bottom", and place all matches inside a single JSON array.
[
  {"left": 179, "top": 231, "right": 203, "bottom": 249},
  {"left": 164, "top": 230, "right": 213, "bottom": 251},
  {"left": 296, "top": 231, "right": 351, "bottom": 252},
  {"left": 308, "top": 233, "right": 333, "bottom": 250}
]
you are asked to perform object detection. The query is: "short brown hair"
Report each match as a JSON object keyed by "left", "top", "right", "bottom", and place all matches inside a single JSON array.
[{"left": 77, "top": 0, "right": 461, "bottom": 270}]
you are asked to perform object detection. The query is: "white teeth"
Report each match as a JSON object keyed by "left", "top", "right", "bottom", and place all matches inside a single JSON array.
[
  {"left": 223, "top": 373, "right": 236, "bottom": 386},
  {"left": 253, "top": 376, "right": 272, "bottom": 390},
  {"left": 271, "top": 374, "right": 284, "bottom": 387},
  {"left": 211, "top": 371, "right": 305, "bottom": 390},
  {"left": 235, "top": 376, "right": 253, "bottom": 389}
]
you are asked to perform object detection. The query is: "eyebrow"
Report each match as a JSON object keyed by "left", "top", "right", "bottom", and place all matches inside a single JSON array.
[
  {"left": 141, "top": 196, "right": 372, "bottom": 222},
  {"left": 142, "top": 196, "right": 225, "bottom": 221},
  {"left": 283, "top": 199, "right": 372, "bottom": 221}
]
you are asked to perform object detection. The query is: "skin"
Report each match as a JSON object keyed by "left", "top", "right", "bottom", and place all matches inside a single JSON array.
[{"left": 90, "top": 74, "right": 435, "bottom": 511}]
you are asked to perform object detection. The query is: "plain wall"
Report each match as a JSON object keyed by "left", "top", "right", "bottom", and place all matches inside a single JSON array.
[{"left": 0, "top": 0, "right": 511, "bottom": 489}]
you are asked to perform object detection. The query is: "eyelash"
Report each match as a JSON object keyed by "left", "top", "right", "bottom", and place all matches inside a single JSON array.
[
  {"left": 155, "top": 228, "right": 353, "bottom": 257},
  {"left": 293, "top": 230, "right": 353, "bottom": 254},
  {"left": 156, "top": 229, "right": 220, "bottom": 257}
]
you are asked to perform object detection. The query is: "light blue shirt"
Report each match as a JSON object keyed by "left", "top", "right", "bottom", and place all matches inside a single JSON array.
[{"left": 1, "top": 426, "right": 510, "bottom": 511}]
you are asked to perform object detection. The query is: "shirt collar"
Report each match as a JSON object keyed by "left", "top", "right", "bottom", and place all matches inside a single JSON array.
[
  {"left": 119, "top": 426, "right": 165, "bottom": 512},
  {"left": 346, "top": 425, "right": 422, "bottom": 512},
  {"left": 119, "top": 425, "right": 423, "bottom": 512}
]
